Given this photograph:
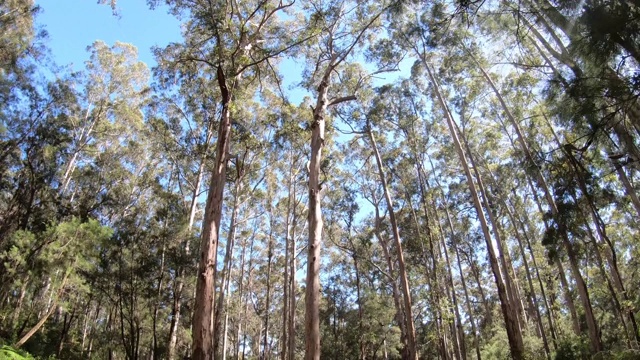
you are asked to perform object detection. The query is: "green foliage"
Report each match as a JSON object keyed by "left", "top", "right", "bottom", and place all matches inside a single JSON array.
[
  {"left": 553, "top": 337, "right": 590, "bottom": 360},
  {"left": 481, "top": 329, "right": 511, "bottom": 360},
  {"left": 0, "top": 346, "right": 34, "bottom": 360}
]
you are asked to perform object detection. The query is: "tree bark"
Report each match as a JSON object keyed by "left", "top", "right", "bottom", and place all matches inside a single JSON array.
[
  {"left": 304, "top": 66, "right": 331, "bottom": 360},
  {"left": 192, "top": 66, "right": 234, "bottom": 360}
]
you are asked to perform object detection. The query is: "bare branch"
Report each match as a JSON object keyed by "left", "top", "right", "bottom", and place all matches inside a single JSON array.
[{"left": 328, "top": 95, "right": 357, "bottom": 106}]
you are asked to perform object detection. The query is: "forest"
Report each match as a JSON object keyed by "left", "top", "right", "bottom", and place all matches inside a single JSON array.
[{"left": 1, "top": 0, "right": 639, "bottom": 359}]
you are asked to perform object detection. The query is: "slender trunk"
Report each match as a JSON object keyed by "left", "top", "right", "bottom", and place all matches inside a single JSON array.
[
  {"left": 61, "top": 105, "right": 95, "bottom": 194},
  {"left": 565, "top": 148, "right": 640, "bottom": 345},
  {"left": 466, "top": 246, "right": 492, "bottom": 331},
  {"left": 612, "top": 158, "right": 640, "bottom": 219},
  {"left": 10, "top": 277, "right": 29, "bottom": 334},
  {"left": 368, "top": 128, "right": 419, "bottom": 360},
  {"left": 57, "top": 304, "right": 77, "bottom": 357},
  {"left": 479, "top": 45, "right": 600, "bottom": 349},
  {"left": 281, "top": 153, "right": 295, "bottom": 360},
  {"left": 15, "top": 270, "right": 70, "bottom": 348},
  {"left": 521, "top": 173, "right": 577, "bottom": 339},
  {"left": 235, "top": 227, "right": 249, "bottom": 360},
  {"left": 214, "top": 174, "right": 243, "bottom": 358},
  {"left": 435, "top": 188, "right": 482, "bottom": 360},
  {"left": 437, "top": 220, "right": 467, "bottom": 360},
  {"left": 353, "top": 252, "right": 366, "bottom": 360},
  {"left": 586, "top": 222, "right": 632, "bottom": 346},
  {"left": 85, "top": 301, "right": 102, "bottom": 359},
  {"left": 263, "top": 223, "right": 274, "bottom": 360},
  {"left": 222, "top": 293, "right": 231, "bottom": 360},
  {"left": 304, "top": 66, "right": 332, "bottom": 360},
  {"left": 406, "top": 194, "right": 446, "bottom": 360},
  {"left": 151, "top": 234, "right": 167, "bottom": 359},
  {"left": 409, "top": 158, "right": 450, "bottom": 360},
  {"left": 374, "top": 204, "right": 408, "bottom": 351},
  {"left": 459, "top": 126, "right": 527, "bottom": 333},
  {"left": 541, "top": 117, "right": 602, "bottom": 352},
  {"left": 418, "top": 54, "right": 524, "bottom": 359},
  {"left": 504, "top": 194, "right": 557, "bottom": 348},
  {"left": 415, "top": 164, "right": 465, "bottom": 360},
  {"left": 503, "top": 200, "right": 552, "bottom": 358},
  {"left": 288, "top": 193, "right": 298, "bottom": 360},
  {"left": 241, "top": 229, "right": 258, "bottom": 360},
  {"left": 168, "top": 142, "right": 209, "bottom": 360},
  {"left": 192, "top": 67, "right": 234, "bottom": 360},
  {"left": 454, "top": 240, "right": 481, "bottom": 360}
]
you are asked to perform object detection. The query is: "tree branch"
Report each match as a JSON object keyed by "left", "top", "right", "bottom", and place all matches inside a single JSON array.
[{"left": 328, "top": 95, "right": 357, "bottom": 106}]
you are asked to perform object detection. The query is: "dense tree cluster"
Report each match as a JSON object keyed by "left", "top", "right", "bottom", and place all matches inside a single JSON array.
[{"left": 1, "top": 0, "right": 639, "bottom": 359}]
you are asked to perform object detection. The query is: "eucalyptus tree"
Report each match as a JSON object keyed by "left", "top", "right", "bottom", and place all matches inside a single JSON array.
[
  {"left": 0, "top": 0, "right": 44, "bottom": 104},
  {"left": 270, "top": 100, "right": 310, "bottom": 360},
  {"left": 364, "top": 93, "right": 421, "bottom": 360},
  {"left": 150, "top": 0, "right": 310, "bottom": 357},
  {"left": 147, "top": 69, "right": 217, "bottom": 359},
  {"left": 387, "top": 4, "right": 526, "bottom": 357},
  {"left": 296, "top": 1, "right": 399, "bottom": 357},
  {"left": 60, "top": 41, "right": 150, "bottom": 199},
  {"left": 483, "top": 1, "right": 640, "bottom": 351},
  {"left": 336, "top": 140, "right": 406, "bottom": 359}
]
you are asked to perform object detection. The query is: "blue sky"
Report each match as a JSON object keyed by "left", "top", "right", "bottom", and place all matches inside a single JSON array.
[
  {"left": 34, "top": 1, "right": 313, "bottom": 102},
  {"left": 34, "top": 1, "right": 407, "bottom": 105},
  {"left": 35, "top": 0, "right": 182, "bottom": 70}
]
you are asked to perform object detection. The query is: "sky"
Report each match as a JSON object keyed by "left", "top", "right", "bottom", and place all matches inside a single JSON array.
[
  {"left": 34, "top": 1, "right": 408, "bottom": 105},
  {"left": 34, "top": 0, "right": 315, "bottom": 104},
  {"left": 35, "top": 0, "right": 182, "bottom": 69}
]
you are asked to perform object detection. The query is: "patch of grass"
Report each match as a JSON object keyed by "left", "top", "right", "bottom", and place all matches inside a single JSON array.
[{"left": 0, "top": 345, "right": 34, "bottom": 360}]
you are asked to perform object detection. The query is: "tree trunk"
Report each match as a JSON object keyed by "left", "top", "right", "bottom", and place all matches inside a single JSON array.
[
  {"left": 373, "top": 201, "right": 407, "bottom": 352},
  {"left": 564, "top": 147, "right": 640, "bottom": 346},
  {"left": 15, "top": 270, "right": 70, "bottom": 348},
  {"left": 304, "top": 69, "right": 329, "bottom": 360},
  {"left": 436, "top": 187, "right": 482, "bottom": 360},
  {"left": 418, "top": 53, "right": 524, "bottom": 359},
  {"left": 192, "top": 66, "right": 234, "bottom": 360},
  {"left": 281, "top": 151, "right": 295, "bottom": 360},
  {"left": 368, "top": 128, "right": 419, "bottom": 360},
  {"left": 503, "top": 198, "right": 552, "bottom": 357},
  {"left": 214, "top": 171, "right": 244, "bottom": 358},
  {"left": 475, "top": 48, "right": 602, "bottom": 351},
  {"left": 263, "top": 213, "right": 275, "bottom": 360},
  {"left": 57, "top": 304, "right": 77, "bottom": 357},
  {"left": 542, "top": 116, "right": 603, "bottom": 352},
  {"left": 10, "top": 276, "right": 29, "bottom": 335},
  {"left": 409, "top": 156, "right": 452, "bottom": 360},
  {"left": 437, "top": 219, "right": 467, "bottom": 360},
  {"left": 168, "top": 132, "right": 210, "bottom": 360},
  {"left": 235, "top": 225, "right": 249, "bottom": 360},
  {"left": 288, "top": 187, "right": 298, "bottom": 360},
  {"left": 151, "top": 231, "right": 167, "bottom": 360},
  {"left": 612, "top": 158, "right": 640, "bottom": 219},
  {"left": 458, "top": 124, "right": 528, "bottom": 334}
]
